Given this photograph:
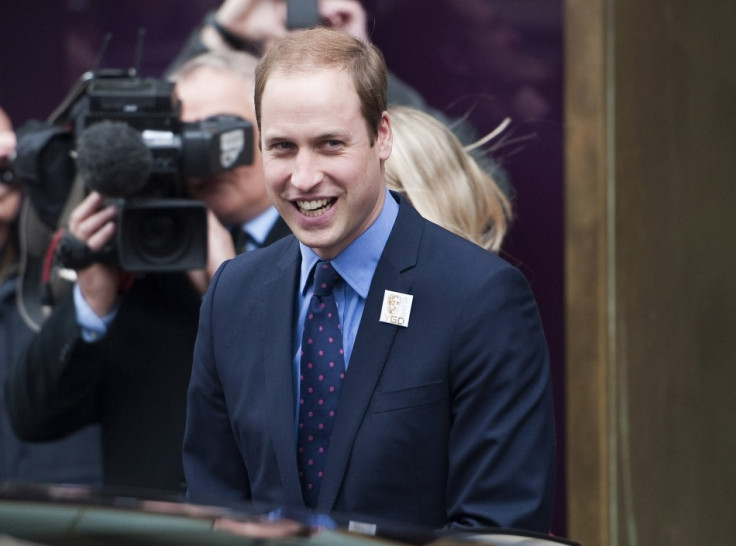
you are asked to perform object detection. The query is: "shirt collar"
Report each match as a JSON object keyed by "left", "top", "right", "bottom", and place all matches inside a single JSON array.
[
  {"left": 299, "top": 188, "right": 399, "bottom": 297},
  {"left": 240, "top": 206, "right": 281, "bottom": 246}
]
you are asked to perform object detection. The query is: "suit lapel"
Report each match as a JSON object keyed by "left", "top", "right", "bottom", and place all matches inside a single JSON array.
[
  {"left": 261, "top": 240, "right": 304, "bottom": 506},
  {"left": 317, "top": 194, "right": 424, "bottom": 510}
]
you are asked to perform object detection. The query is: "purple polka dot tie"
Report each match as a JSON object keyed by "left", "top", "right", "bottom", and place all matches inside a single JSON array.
[{"left": 298, "top": 261, "right": 345, "bottom": 507}]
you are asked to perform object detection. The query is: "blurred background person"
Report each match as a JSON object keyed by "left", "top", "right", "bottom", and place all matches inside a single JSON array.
[
  {"left": 166, "top": 0, "right": 483, "bottom": 148},
  {"left": 169, "top": 0, "right": 431, "bottom": 109},
  {"left": 385, "top": 105, "right": 512, "bottom": 253},
  {"left": 171, "top": 50, "right": 291, "bottom": 291},
  {"left": 1, "top": 106, "right": 102, "bottom": 486}
]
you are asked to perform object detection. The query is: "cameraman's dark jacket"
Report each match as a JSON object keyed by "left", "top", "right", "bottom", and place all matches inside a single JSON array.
[
  {"left": 1, "top": 260, "right": 102, "bottom": 485},
  {"left": 5, "top": 214, "right": 290, "bottom": 493},
  {"left": 5, "top": 272, "right": 200, "bottom": 493}
]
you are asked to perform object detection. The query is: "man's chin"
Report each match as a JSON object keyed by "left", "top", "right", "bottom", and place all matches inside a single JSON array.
[{"left": 293, "top": 230, "right": 345, "bottom": 260}]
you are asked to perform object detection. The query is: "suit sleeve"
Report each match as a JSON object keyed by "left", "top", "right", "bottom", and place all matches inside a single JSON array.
[
  {"left": 4, "top": 292, "right": 103, "bottom": 441},
  {"left": 445, "top": 263, "right": 555, "bottom": 532},
  {"left": 182, "top": 262, "right": 252, "bottom": 505}
]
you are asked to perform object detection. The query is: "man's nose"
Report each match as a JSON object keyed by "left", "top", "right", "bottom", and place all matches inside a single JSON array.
[{"left": 289, "top": 150, "right": 324, "bottom": 191}]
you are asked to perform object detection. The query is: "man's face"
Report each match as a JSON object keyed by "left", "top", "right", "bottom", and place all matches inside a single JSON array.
[
  {"left": 176, "top": 67, "right": 270, "bottom": 225},
  {"left": 260, "top": 68, "right": 392, "bottom": 260}
]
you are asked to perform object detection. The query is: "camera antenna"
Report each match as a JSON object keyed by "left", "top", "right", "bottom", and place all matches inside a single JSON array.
[
  {"left": 92, "top": 32, "right": 113, "bottom": 72},
  {"left": 47, "top": 32, "right": 112, "bottom": 123},
  {"left": 131, "top": 27, "right": 146, "bottom": 77}
]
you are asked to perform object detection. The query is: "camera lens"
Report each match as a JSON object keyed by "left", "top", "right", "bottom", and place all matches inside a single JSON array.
[
  {"left": 132, "top": 209, "right": 190, "bottom": 264},
  {"left": 117, "top": 199, "right": 207, "bottom": 272}
]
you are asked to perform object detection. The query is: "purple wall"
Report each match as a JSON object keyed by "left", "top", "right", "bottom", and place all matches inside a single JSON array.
[{"left": 1, "top": 0, "right": 566, "bottom": 534}]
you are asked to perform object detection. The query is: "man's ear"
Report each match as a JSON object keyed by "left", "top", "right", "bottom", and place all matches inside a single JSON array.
[{"left": 376, "top": 111, "right": 392, "bottom": 160}]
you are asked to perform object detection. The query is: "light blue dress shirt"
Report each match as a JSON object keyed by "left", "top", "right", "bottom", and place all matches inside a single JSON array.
[
  {"left": 292, "top": 189, "right": 399, "bottom": 424},
  {"left": 231, "top": 205, "right": 280, "bottom": 250}
]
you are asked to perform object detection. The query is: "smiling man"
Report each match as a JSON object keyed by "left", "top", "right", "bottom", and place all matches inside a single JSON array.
[
  {"left": 183, "top": 27, "right": 556, "bottom": 533},
  {"left": 259, "top": 65, "right": 390, "bottom": 259}
]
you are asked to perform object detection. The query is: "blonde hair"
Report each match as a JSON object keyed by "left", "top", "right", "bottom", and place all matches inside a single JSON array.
[{"left": 385, "top": 106, "right": 512, "bottom": 253}]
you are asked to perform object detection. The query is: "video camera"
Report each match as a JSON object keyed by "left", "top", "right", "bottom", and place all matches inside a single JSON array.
[{"left": 17, "top": 67, "right": 253, "bottom": 272}]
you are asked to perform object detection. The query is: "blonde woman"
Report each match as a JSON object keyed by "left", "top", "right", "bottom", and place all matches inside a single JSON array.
[{"left": 385, "top": 105, "right": 512, "bottom": 253}]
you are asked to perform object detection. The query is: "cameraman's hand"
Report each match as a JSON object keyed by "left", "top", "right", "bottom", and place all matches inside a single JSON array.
[
  {"left": 188, "top": 209, "right": 237, "bottom": 295},
  {"left": 203, "top": 0, "right": 369, "bottom": 53},
  {"left": 320, "top": 0, "right": 370, "bottom": 43},
  {"left": 203, "top": 0, "right": 288, "bottom": 53},
  {"left": 68, "top": 191, "right": 121, "bottom": 318}
]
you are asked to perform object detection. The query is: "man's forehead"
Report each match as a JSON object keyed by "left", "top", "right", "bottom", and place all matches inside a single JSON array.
[
  {"left": 263, "top": 66, "right": 353, "bottom": 93},
  {"left": 262, "top": 69, "right": 359, "bottom": 116}
]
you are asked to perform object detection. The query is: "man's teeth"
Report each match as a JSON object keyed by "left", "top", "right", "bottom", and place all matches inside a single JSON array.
[{"left": 297, "top": 199, "right": 334, "bottom": 217}]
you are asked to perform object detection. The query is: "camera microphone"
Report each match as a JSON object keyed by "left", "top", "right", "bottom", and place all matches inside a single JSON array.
[{"left": 76, "top": 120, "right": 152, "bottom": 198}]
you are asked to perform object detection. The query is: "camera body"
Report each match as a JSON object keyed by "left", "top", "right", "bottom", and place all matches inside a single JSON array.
[{"left": 70, "top": 69, "right": 253, "bottom": 271}]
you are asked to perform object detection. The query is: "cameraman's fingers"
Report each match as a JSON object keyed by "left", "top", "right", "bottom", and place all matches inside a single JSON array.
[
  {"left": 216, "top": 0, "right": 266, "bottom": 24},
  {"left": 214, "top": 0, "right": 287, "bottom": 46},
  {"left": 85, "top": 220, "right": 116, "bottom": 252},
  {"left": 69, "top": 192, "right": 117, "bottom": 246},
  {"left": 68, "top": 191, "right": 106, "bottom": 230},
  {"left": 71, "top": 204, "right": 116, "bottom": 245},
  {"left": 319, "top": 0, "right": 369, "bottom": 42}
]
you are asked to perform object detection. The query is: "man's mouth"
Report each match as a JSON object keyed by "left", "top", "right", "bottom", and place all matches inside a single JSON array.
[{"left": 295, "top": 198, "right": 336, "bottom": 217}]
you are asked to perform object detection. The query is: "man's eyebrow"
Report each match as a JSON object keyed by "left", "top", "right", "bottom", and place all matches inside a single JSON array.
[
  {"left": 314, "top": 130, "right": 351, "bottom": 141},
  {"left": 263, "top": 133, "right": 290, "bottom": 145},
  {"left": 264, "top": 130, "right": 351, "bottom": 145}
]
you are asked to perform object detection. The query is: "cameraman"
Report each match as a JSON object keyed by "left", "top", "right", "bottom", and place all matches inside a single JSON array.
[{"left": 4, "top": 50, "right": 288, "bottom": 494}]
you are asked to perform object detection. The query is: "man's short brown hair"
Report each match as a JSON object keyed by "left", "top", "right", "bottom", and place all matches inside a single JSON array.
[{"left": 254, "top": 27, "right": 388, "bottom": 144}]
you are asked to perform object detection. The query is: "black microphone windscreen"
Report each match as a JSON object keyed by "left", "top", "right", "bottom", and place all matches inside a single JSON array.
[{"left": 76, "top": 120, "right": 152, "bottom": 198}]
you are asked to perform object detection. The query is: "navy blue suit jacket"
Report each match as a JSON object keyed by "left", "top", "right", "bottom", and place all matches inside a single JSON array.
[{"left": 184, "top": 193, "right": 555, "bottom": 531}]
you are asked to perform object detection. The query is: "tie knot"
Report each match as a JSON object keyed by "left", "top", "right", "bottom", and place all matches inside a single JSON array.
[
  {"left": 231, "top": 225, "right": 263, "bottom": 254},
  {"left": 312, "top": 261, "right": 340, "bottom": 296}
]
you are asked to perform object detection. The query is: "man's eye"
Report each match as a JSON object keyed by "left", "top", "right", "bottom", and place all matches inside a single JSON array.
[
  {"left": 270, "top": 142, "right": 295, "bottom": 152},
  {"left": 324, "top": 140, "right": 343, "bottom": 150}
]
